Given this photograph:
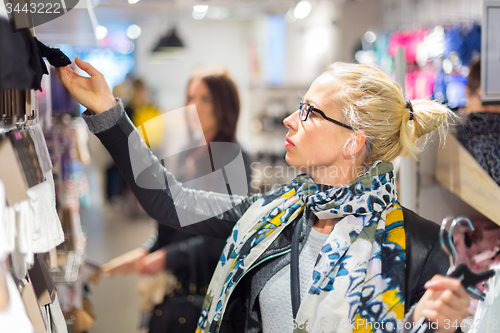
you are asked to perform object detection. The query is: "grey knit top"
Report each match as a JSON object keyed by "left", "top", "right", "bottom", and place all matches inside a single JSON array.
[{"left": 259, "top": 227, "right": 329, "bottom": 333}]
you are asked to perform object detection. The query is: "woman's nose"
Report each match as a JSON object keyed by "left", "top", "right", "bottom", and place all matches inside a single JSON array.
[{"left": 283, "top": 110, "right": 299, "bottom": 130}]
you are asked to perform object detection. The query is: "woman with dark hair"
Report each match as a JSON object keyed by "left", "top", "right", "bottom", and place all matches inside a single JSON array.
[
  {"left": 57, "top": 59, "right": 470, "bottom": 333},
  {"left": 100, "top": 65, "right": 252, "bottom": 333}
]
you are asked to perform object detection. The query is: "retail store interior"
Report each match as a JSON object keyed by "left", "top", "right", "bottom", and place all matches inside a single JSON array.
[{"left": 1, "top": 0, "right": 500, "bottom": 332}]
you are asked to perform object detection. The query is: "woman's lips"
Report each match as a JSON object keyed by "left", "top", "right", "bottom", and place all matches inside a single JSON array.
[{"left": 285, "top": 137, "right": 295, "bottom": 148}]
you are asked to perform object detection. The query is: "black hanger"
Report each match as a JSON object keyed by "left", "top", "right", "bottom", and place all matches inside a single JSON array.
[
  {"left": 408, "top": 217, "right": 495, "bottom": 333},
  {"left": 440, "top": 217, "right": 495, "bottom": 298}
]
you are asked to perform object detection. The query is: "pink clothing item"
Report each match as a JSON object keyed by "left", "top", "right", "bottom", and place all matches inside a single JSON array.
[
  {"left": 389, "top": 29, "right": 429, "bottom": 63},
  {"left": 453, "top": 219, "right": 500, "bottom": 273},
  {"left": 453, "top": 219, "right": 500, "bottom": 317},
  {"left": 405, "top": 71, "right": 436, "bottom": 100}
]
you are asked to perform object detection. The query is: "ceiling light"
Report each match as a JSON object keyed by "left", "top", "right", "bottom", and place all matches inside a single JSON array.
[
  {"left": 126, "top": 24, "right": 141, "bottom": 39},
  {"left": 128, "top": 0, "right": 140, "bottom": 4},
  {"left": 95, "top": 25, "right": 108, "bottom": 40},
  {"left": 152, "top": 27, "right": 185, "bottom": 53},
  {"left": 294, "top": 0, "right": 311, "bottom": 20},
  {"left": 193, "top": 5, "right": 208, "bottom": 13},
  {"left": 192, "top": 10, "right": 207, "bottom": 20}
]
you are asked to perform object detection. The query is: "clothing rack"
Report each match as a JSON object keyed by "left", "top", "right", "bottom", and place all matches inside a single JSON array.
[{"left": 0, "top": 16, "right": 97, "bottom": 333}]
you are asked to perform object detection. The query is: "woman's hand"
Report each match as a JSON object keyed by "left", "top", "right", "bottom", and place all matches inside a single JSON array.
[
  {"left": 414, "top": 275, "right": 471, "bottom": 333},
  {"left": 138, "top": 248, "right": 167, "bottom": 275},
  {"left": 54, "top": 57, "right": 116, "bottom": 114},
  {"left": 101, "top": 247, "right": 148, "bottom": 277}
]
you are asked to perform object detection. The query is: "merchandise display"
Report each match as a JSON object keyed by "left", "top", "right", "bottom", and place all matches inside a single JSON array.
[{"left": 0, "top": 18, "right": 94, "bottom": 333}]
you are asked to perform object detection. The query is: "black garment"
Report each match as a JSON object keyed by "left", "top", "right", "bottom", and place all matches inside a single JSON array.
[
  {"left": 34, "top": 38, "right": 71, "bottom": 68},
  {"left": 50, "top": 67, "right": 79, "bottom": 116},
  {"left": 456, "top": 112, "right": 500, "bottom": 185},
  {"left": 0, "top": 19, "right": 36, "bottom": 90},
  {"left": 90, "top": 112, "right": 449, "bottom": 333},
  {"left": 0, "top": 18, "right": 71, "bottom": 91}
]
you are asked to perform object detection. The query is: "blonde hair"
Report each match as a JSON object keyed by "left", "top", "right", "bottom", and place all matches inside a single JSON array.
[{"left": 325, "top": 62, "right": 456, "bottom": 166}]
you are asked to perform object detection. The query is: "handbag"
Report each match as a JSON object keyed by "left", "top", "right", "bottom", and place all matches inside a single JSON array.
[{"left": 148, "top": 238, "right": 212, "bottom": 333}]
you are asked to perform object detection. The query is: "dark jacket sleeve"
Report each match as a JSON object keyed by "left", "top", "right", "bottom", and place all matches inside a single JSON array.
[
  {"left": 84, "top": 106, "right": 261, "bottom": 240},
  {"left": 142, "top": 223, "right": 193, "bottom": 253},
  {"left": 403, "top": 207, "right": 450, "bottom": 310}
]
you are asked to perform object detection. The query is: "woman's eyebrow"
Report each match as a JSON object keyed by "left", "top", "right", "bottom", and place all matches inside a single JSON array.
[{"left": 304, "top": 97, "right": 322, "bottom": 109}]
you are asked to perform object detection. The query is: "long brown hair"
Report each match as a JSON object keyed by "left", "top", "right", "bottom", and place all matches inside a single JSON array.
[{"left": 186, "top": 65, "right": 240, "bottom": 142}]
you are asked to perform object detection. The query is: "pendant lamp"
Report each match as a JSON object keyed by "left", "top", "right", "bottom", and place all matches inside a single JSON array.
[{"left": 152, "top": 27, "right": 185, "bottom": 53}]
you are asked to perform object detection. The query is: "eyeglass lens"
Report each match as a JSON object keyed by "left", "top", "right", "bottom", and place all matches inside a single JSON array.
[{"left": 299, "top": 103, "right": 309, "bottom": 121}]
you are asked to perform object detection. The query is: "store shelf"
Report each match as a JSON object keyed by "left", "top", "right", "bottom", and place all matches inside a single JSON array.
[{"left": 435, "top": 135, "right": 500, "bottom": 226}]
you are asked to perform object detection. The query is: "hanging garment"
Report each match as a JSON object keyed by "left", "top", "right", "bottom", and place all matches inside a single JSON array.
[
  {"left": 405, "top": 71, "right": 436, "bottom": 100},
  {"left": 198, "top": 161, "right": 406, "bottom": 333},
  {"left": 40, "top": 294, "right": 68, "bottom": 333},
  {"left": 0, "top": 272, "right": 35, "bottom": 333},
  {"left": 0, "top": 19, "right": 71, "bottom": 91},
  {"left": 453, "top": 219, "right": 500, "bottom": 273},
  {"left": 3, "top": 171, "right": 63, "bottom": 279},
  {"left": 11, "top": 200, "right": 34, "bottom": 279},
  {"left": 34, "top": 38, "right": 71, "bottom": 68},
  {"left": 50, "top": 67, "right": 79, "bottom": 115},
  {"left": 0, "top": 19, "right": 34, "bottom": 90},
  {"left": 469, "top": 265, "right": 500, "bottom": 333},
  {"left": 432, "top": 72, "right": 467, "bottom": 109},
  {"left": 457, "top": 112, "right": 500, "bottom": 185},
  {"left": 388, "top": 29, "right": 429, "bottom": 63},
  {"left": 444, "top": 23, "right": 481, "bottom": 67},
  {"left": 27, "top": 170, "right": 64, "bottom": 254},
  {"left": 0, "top": 180, "right": 8, "bottom": 261}
]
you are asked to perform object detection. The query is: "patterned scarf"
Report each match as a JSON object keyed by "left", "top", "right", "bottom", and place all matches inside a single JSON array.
[{"left": 196, "top": 162, "right": 406, "bottom": 333}]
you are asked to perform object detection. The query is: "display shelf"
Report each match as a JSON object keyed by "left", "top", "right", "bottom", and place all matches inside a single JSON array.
[{"left": 435, "top": 135, "right": 500, "bottom": 226}]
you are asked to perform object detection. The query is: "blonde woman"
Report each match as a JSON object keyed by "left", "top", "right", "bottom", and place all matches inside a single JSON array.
[{"left": 56, "top": 59, "right": 470, "bottom": 333}]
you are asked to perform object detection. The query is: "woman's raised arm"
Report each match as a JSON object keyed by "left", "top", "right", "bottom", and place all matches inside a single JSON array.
[{"left": 55, "top": 59, "right": 260, "bottom": 239}]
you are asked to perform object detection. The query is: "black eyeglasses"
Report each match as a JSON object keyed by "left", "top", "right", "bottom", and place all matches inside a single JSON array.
[{"left": 298, "top": 102, "right": 354, "bottom": 131}]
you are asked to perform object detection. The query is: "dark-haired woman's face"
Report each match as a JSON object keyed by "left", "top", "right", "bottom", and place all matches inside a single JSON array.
[{"left": 186, "top": 78, "right": 218, "bottom": 140}]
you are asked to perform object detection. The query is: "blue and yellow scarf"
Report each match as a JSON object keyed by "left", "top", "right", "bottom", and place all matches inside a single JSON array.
[{"left": 197, "top": 161, "right": 406, "bottom": 333}]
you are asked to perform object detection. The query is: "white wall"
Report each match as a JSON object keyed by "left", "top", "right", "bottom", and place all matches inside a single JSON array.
[
  {"left": 136, "top": 16, "right": 249, "bottom": 111},
  {"left": 134, "top": 15, "right": 254, "bottom": 149},
  {"left": 338, "top": 0, "right": 384, "bottom": 62},
  {"left": 285, "top": 0, "right": 342, "bottom": 86}
]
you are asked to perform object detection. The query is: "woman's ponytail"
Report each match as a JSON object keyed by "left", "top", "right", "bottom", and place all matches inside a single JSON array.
[{"left": 399, "top": 99, "right": 456, "bottom": 160}]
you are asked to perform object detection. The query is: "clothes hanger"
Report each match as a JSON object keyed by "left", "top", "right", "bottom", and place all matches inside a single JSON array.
[
  {"left": 440, "top": 217, "right": 495, "bottom": 300},
  {"left": 408, "top": 217, "right": 495, "bottom": 333}
]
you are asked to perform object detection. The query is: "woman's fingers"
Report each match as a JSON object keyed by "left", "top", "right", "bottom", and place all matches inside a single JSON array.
[
  {"left": 419, "top": 276, "right": 471, "bottom": 333},
  {"left": 75, "top": 57, "right": 101, "bottom": 77},
  {"left": 425, "top": 276, "right": 470, "bottom": 302},
  {"left": 438, "top": 289, "right": 471, "bottom": 313}
]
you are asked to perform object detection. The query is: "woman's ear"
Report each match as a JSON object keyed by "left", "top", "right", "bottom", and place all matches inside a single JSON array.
[{"left": 342, "top": 132, "right": 366, "bottom": 158}]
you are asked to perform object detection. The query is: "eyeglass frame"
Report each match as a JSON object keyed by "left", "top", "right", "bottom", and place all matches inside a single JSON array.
[{"left": 298, "top": 102, "right": 354, "bottom": 131}]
